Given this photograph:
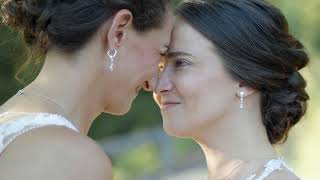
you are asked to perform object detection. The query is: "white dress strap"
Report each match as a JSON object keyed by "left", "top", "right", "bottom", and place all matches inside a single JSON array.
[
  {"left": 245, "top": 157, "right": 294, "bottom": 180},
  {"left": 0, "top": 112, "right": 79, "bottom": 155}
]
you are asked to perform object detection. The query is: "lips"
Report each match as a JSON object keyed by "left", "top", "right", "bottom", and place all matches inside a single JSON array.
[{"left": 160, "top": 101, "right": 181, "bottom": 110}]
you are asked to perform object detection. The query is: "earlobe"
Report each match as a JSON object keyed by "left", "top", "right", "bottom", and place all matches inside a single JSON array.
[{"left": 236, "top": 83, "right": 255, "bottom": 97}]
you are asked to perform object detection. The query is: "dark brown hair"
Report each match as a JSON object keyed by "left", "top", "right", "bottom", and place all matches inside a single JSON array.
[
  {"left": 1, "top": 0, "right": 169, "bottom": 53},
  {"left": 177, "top": 0, "right": 309, "bottom": 144}
]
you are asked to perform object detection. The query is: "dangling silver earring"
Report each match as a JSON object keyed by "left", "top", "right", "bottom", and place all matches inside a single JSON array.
[
  {"left": 107, "top": 49, "right": 117, "bottom": 72},
  {"left": 240, "top": 91, "right": 245, "bottom": 109}
]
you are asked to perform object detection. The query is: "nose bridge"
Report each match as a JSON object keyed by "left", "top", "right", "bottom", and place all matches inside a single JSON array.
[{"left": 155, "top": 66, "right": 172, "bottom": 94}]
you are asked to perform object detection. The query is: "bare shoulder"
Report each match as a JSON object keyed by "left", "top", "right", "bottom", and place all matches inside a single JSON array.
[
  {"left": 265, "top": 169, "right": 300, "bottom": 180},
  {"left": 0, "top": 126, "right": 113, "bottom": 180}
]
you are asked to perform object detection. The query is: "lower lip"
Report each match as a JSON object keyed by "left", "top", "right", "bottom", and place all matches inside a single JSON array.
[{"left": 160, "top": 103, "right": 180, "bottom": 110}]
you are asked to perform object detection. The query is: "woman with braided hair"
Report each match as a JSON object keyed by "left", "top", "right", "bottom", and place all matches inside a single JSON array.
[{"left": 154, "top": 0, "right": 309, "bottom": 179}]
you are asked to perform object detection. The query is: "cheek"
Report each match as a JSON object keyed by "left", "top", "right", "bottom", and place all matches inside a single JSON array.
[
  {"left": 121, "top": 45, "right": 156, "bottom": 83},
  {"left": 165, "top": 74, "right": 206, "bottom": 134},
  {"left": 132, "top": 44, "right": 159, "bottom": 70},
  {"left": 176, "top": 71, "right": 236, "bottom": 128}
]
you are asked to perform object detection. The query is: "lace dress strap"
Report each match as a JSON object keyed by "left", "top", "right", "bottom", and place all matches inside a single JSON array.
[
  {"left": 245, "top": 157, "right": 294, "bottom": 180},
  {"left": 0, "top": 112, "right": 79, "bottom": 155}
]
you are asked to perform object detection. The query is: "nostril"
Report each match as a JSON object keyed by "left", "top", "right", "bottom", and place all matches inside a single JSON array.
[{"left": 143, "top": 81, "right": 150, "bottom": 90}]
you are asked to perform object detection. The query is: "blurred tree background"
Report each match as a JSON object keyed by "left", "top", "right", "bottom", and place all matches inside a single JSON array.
[{"left": 0, "top": 0, "right": 319, "bottom": 179}]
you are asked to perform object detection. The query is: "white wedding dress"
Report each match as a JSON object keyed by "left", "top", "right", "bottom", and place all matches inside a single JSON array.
[
  {"left": 0, "top": 112, "right": 79, "bottom": 155},
  {"left": 244, "top": 157, "right": 297, "bottom": 180},
  {"left": 0, "top": 112, "right": 298, "bottom": 180}
]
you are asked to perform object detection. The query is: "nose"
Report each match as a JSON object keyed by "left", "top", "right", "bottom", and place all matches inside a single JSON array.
[
  {"left": 142, "top": 61, "right": 160, "bottom": 91},
  {"left": 143, "top": 74, "right": 159, "bottom": 92},
  {"left": 153, "top": 66, "right": 173, "bottom": 94}
]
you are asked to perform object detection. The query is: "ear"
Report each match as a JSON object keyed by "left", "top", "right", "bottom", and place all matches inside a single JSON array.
[
  {"left": 236, "top": 82, "right": 255, "bottom": 98},
  {"left": 101, "top": 9, "right": 133, "bottom": 50}
]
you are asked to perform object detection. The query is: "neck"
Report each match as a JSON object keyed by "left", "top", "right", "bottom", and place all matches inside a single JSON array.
[
  {"left": 194, "top": 107, "right": 277, "bottom": 179},
  {"left": 22, "top": 50, "right": 108, "bottom": 134}
]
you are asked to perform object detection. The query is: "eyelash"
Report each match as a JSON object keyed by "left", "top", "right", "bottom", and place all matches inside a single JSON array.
[
  {"left": 158, "top": 57, "right": 191, "bottom": 72},
  {"left": 174, "top": 59, "right": 189, "bottom": 69}
]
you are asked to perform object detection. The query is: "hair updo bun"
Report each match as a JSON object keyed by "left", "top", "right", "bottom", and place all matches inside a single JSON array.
[
  {"left": 177, "top": 0, "right": 309, "bottom": 144},
  {"left": 261, "top": 37, "right": 309, "bottom": 144},
  {"left": 2, "top": 0, "right": 58, "bottom": 50}
]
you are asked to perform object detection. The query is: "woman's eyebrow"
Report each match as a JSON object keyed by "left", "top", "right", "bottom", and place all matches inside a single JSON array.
[{"left": 167, "top": 51, "right": 193, "bottom": 58}]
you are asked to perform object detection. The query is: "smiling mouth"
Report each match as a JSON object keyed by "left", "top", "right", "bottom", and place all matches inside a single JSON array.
[{"left": 160, "top": 102, "right": 181, "bottom": 110}]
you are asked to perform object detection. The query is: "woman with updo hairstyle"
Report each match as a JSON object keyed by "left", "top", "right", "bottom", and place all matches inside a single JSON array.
[
  {"left": 0, "top": 0, "right": 174, "bottom": 179},
  {"left": 154, "top": 0, "right": 309, "bottom": 179}
]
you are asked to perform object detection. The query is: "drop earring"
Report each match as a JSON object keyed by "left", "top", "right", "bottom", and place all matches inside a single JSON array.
[
  {"left": 240, "top": 91, "right": 245, "bottom": 109},
  {"left": 107, "top": 49, "right": 117, "bottom": 72}
]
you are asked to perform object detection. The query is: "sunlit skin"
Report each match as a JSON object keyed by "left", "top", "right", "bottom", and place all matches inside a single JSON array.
[{"left": 154, "top": 19, "right": 297, "bottom": 179}]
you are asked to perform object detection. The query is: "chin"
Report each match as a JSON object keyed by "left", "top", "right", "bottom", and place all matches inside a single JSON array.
[
  {"left": 163, "top": 121, "right": 192, "bottom": 138},
  {"left": 103, "top": 102, "right": 132, "bottom": 115}
]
